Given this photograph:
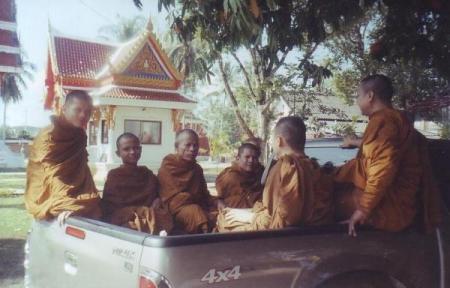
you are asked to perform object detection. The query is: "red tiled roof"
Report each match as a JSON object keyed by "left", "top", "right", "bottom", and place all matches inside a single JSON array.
[
  {"left": 0, "top": 0, "right": 15, "bottom": 22},
  {"left": 53, "top": 36, "right": 116, "bottom": 79},
  {"left": 0, "top": 30, "right": 19, "bottom": 47},
  {"left": 0, "top": 52, "right": 20, "bottom": 67},
  {"left": 103, "top": 88, "right": 195, "bottom": 103}
]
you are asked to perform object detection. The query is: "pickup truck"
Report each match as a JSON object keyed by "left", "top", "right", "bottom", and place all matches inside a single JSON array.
[{"left": 24, "top": 140, "right": 450, "bottom": 288}]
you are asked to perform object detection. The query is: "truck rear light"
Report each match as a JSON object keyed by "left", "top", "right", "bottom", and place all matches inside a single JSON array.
[
  {"left": 65, "top": 226, "right": 85, "bottom": 240},
  {"left": 139, "top": 267, "right": 172, "bottom": 288},
  {"left": 139, "top": 277, "right": 157, "bottom": 288}
]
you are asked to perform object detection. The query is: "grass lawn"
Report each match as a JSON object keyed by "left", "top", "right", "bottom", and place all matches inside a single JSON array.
[
  {"left": 0, "top": 173, "right": 29, "bottom": 288},
  {"left": 0, "top": 173, "right": 26, "bottom": 196},
  {"left": 0, "top": 195, "right": 31, "bottom": 239},
  {"left": 0, "top": 173, "right": 30, "bottom": 239}
]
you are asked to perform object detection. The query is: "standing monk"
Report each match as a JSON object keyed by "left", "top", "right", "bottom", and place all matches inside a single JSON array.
[
  {"left": 217, "top": 116, "right": 333, "bottom": 232},
  {"left": 25, "top": 91, "right": 101, "bottom": 224},
  {"left": 101, "top": 133, "right": 173, "bottom": 235},
  {"left": 158, "top": 129, "right": 217, "bottom": 234},
  {"left": 334, "top": 74, "right": 441, "bottom": 236},
  {"left": 216, "top": 143, "right": 264, "bottom": 209}
]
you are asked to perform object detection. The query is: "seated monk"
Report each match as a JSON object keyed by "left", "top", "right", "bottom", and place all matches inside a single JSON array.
[
  {"left": 24, "top": 91, "right": 101, "bottom": 224},
  {"left": 158, "top": 129, "right": 217, "bottom": 234},
  {"left": 101, "top": 133, "right": 173, "bottom": 235},
  {"left": 217, "top": 116, "right": 334, "bottom": 232},
  {"left": 216, "top": 143, "right": 264, "bottom": 208},
  {"left": 334, "top": 74, "right": 441, "bottom": 236}
]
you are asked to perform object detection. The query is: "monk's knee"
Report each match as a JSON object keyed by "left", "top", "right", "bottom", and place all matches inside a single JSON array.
[{"left": 175, "top": 204, "right": 209, "bottom": 234}]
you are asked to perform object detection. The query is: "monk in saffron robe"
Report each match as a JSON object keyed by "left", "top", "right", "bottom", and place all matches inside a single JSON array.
[
  {"left": 216, "top": 143, "right": 263, "bottom": 208},
  {"left": 334, "top": 74, "right": 441, "bottom": 236},
  {"left": 217, "top": 116, "right": 333, "bottom": 232},
  {"left": 101, "top": 133, "right": 173, "bottom": 235},
  {"left": 158, "top": 129, "right": 217, "bottom": 234},
  {"left": 25, "top": 91, "right": 101, "bottom": 224}
]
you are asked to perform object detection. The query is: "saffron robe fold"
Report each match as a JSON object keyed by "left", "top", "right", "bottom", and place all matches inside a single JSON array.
[
  {"left": 101, "top": 165, "right": 173, "bottom": 235},
  {"left": 217, "top": 154, "right": 333, "bottom": 232},
  {"left": 158, "top": 154, "right": 217, "bottom": 233},
  {"left": 334, "top": 108, "right": 441, "bottom": 232},
  {"left": 24, "top": 116, "right": 101, "bottom": 220},
  {"left": 215, "top": 163, "right": 263, "bottom": 208}
]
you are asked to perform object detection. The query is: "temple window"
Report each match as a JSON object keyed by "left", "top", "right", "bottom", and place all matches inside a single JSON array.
[{"left": 124, "top": 120, "right": 162, "bottom": 145}]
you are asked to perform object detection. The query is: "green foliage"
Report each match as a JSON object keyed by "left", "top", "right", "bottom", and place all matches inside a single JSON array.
[
  {"left": 332, "top": 121, "right": 357, "bottom": 137},
  {"left": 332, "top": 70, "right": 360, "bottom": 105},
  {"left": 308, "top": 117, "right": 326, "bottom": 138},
  {"left": 327, "top": 5, "right": 449, "bottom": 110},
  {"left": 209, "top": 130, "right": 232, "bottom": 158},
  {"left": 373, "top": 0, "right": 450, "bottom": 79},
  {"left": 197, "top": 94, "right": 240, "bottom": 157},
  {"left": 273, "top": 64, "right": 344, "bottom": 119},
  {"left": 0, "top": 61, "right": 35, "bottom": 105},
  {"left": 156, "top": 0, "right": 374, "bottom": 143}
]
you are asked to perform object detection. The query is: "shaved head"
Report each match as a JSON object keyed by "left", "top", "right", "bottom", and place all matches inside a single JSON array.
[
  {"left": 175, "top": 129, "right": 199, "bottom": 148},
  {"left": 175, "top": 129, "right": 199, "bottom": 161},
  {"left": 360, "top": 74, "right": 394, "bottom": 104},
  {"left": 62, "top": 90, "right": 93, "bottom": 128},
  {"left": 64, "top": 90, "right": 92, "bottom": 106},
  {"left": 116, "top": 132, "right": 140, "bottom": 150},
  {"left": 274, "top": 116, "right": 306, "bottom": 151},
  {"left": 238, "top": 143, "right": 260, "bottom": 157}
]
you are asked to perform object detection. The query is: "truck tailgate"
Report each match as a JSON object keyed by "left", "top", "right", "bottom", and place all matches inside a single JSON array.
[{"left": 27, "top": 217, "right": 146, "bottom": 288}]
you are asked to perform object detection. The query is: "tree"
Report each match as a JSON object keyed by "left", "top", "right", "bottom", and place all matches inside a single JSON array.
[
  {"left": 327, "top": 5, "right": 448, "bottom": 109},
  {"left": 162, "top": 33, "right": 215, "bottom": 91},
  {"left": 151, "top": 0, "right": 374, "bottom": 159},
  {"left": 98, "top": 15, "right": 146, "bottom": 42},
  {"left": 197, "top": 63, "right": 260, "bottom": 157},
  {"left": 370, "top": 0, "right": 450, "bottom": 79},
  {"left": 0, "top": 61, "right": 35, "bottom": 140}
]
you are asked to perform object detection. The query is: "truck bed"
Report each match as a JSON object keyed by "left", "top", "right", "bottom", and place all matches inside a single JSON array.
[{"left": 26, "top": 215, "right": 448, "bottom": 288}]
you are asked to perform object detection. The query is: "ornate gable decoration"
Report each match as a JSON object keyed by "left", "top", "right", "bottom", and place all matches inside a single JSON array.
[
  {"left": 124, "top": 44, "right": 169, "bottom": 80},
  {"left": 97, "top": 22, "right": 183, "bottom": 90}
]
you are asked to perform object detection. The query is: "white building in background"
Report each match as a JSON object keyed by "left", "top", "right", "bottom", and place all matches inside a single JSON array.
[{"left": 44, "top": 21, "right": 199, "bottom": 175}]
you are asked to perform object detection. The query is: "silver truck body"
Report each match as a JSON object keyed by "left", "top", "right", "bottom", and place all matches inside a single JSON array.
[{"left": 25, "top": 214, "right": 450, "bottom": 288}]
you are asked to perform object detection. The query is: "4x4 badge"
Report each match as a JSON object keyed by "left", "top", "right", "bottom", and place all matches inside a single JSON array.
[{"left": 201, "top": 266, "right": 241, "bottom": 284}]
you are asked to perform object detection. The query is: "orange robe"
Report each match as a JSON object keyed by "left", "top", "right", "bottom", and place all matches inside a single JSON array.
[
  {"left": 158, "top": 154, "right": 217, "bottom": 234},
  {"left": 215, "top": 163, "right": 263, "bottom": 208},
  {"left": 24, "top": 116, "right": 100, "bottom": 220},
  {"left": 101, "top": 165, "right": 173, "bottom": 235},
  {"left": 334, "top": 108, "right": 441, "bottom": 232},
  {"left": 217, "top": 154, "right": 333, "bottom": 232}
]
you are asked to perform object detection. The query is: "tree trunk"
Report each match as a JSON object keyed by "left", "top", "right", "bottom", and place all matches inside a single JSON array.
[
  {"left": 217, "top": 56, "right": 255, "bottom": 139},
  {"left": 257, "top": 106, "right": 272, "bottom": 163}
]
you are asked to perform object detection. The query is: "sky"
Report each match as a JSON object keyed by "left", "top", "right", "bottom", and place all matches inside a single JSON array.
[{"left": 2, "top": 0, "right": 169, "bottom": 127}]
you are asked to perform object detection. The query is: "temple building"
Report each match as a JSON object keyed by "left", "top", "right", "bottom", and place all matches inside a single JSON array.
[{"left": 44, "top": 21, "right": 203, "bottom": 171}]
